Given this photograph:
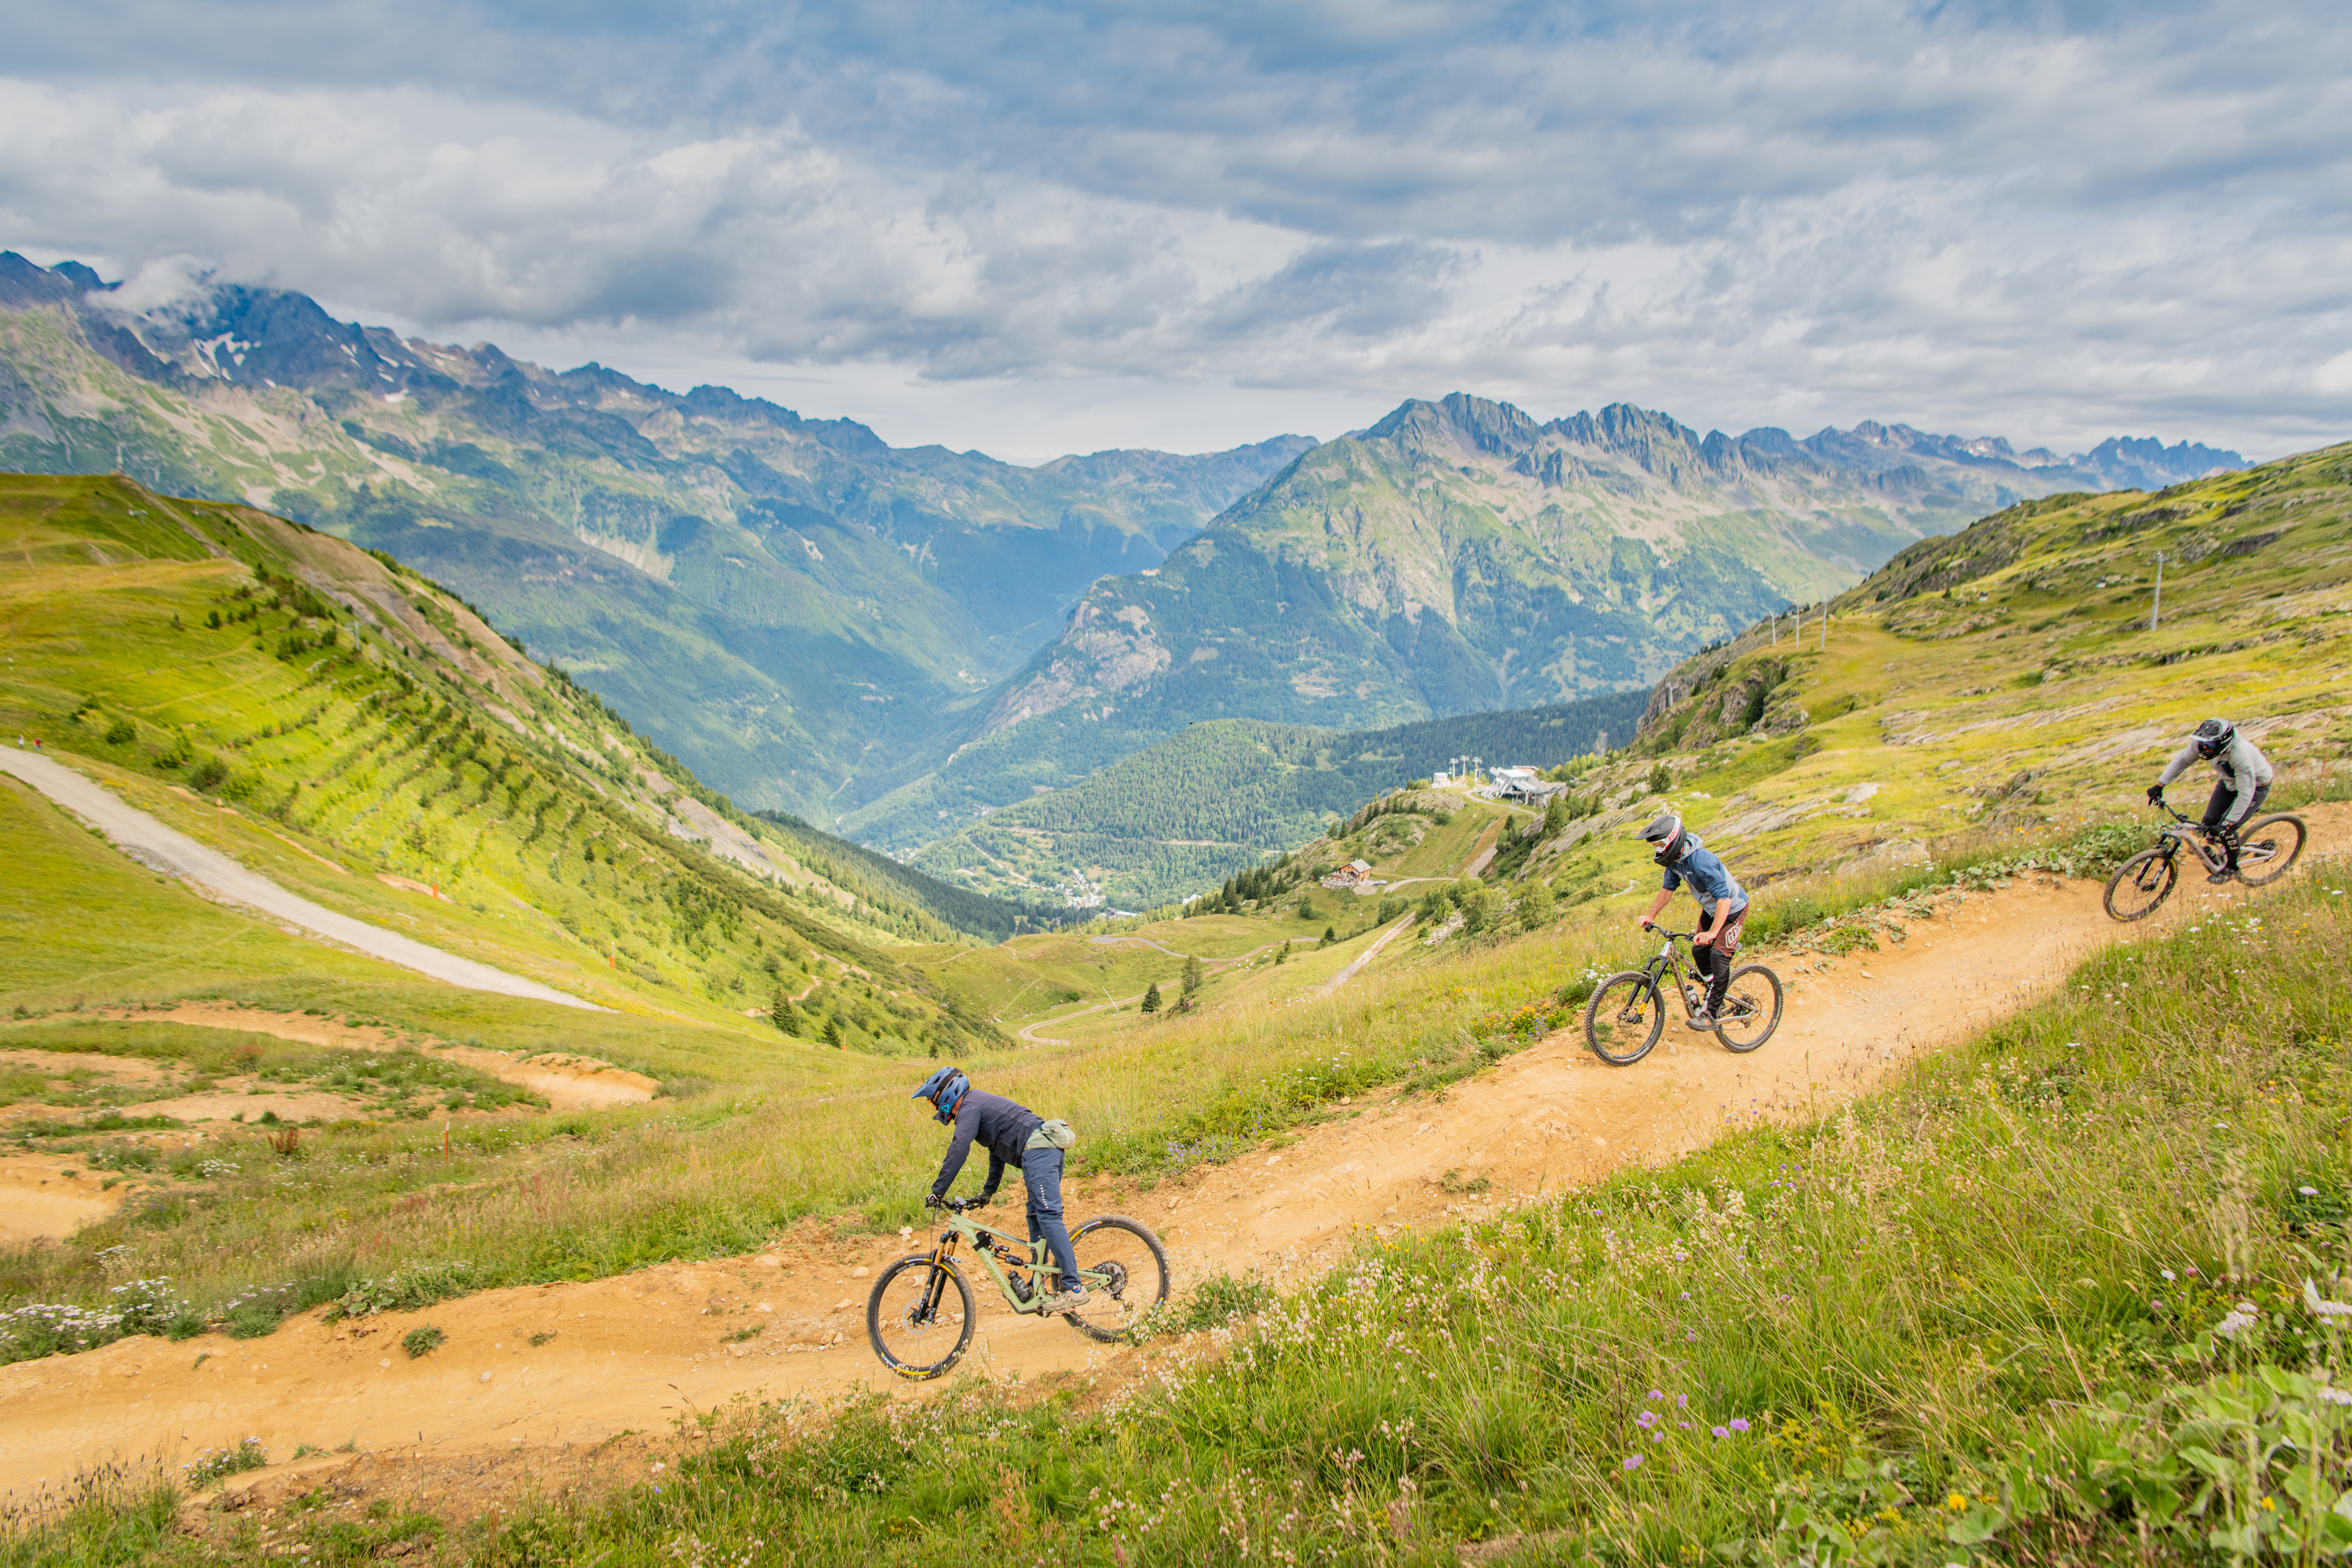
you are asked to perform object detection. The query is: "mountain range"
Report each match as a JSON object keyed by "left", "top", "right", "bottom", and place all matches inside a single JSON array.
[{"left": 0, "top": 253, "right": 2246, "bottom": 875}]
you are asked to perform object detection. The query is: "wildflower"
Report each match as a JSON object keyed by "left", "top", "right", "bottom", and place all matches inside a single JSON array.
[
  {"left": 1729, "top": 1418, "right": 1750, "bottom": 1433},
  {"left": 1712, "top": 1426, "right": 1729, "bottom": 1438},
  {"left": 1646, "top": 1389, "right": 1663, "bottom": 1400},
  {"left": 2301, "top": 1186, "right": 2320, "bottom": 1197},
  {"left": 1676, "top": 1394, "right": 1688, "bottom": 1407},
  {"left": 1622, "top": 1454, "right": 1643, "bottom": 1471},
  {"left": 1636, "top": 1411, "right": 1659, "bottom": 1429},
  {"left": 2161, "top": 1269, "right": 2176, "bottom": 1282},
  {"left": 1946, "top": 1493, "right": 1967, "bottom": 1511},
  {"left": 2216, "top": 1302, "right": 2261, "bottom": 1336}
]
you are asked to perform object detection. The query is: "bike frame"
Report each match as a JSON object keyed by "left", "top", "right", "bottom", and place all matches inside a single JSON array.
[
  {"left": 915, "top": 1205, "right": 1098, "bottom": 1319},
  {"left": 2153, "top": 805, "right": 2240, "bottom": 872},
  {"left": 1638, "top": 927, "right": 1709, "bottom": 1019}
]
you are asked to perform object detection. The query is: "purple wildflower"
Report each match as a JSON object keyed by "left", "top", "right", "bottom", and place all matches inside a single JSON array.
[
  {"left": 1648, "top": 1389, "right": 1664, "bottom": 1400},
  {"left": 1623, "top": 1454, "right": 1643, "bottom": 1471},
  {"left": 1729, "top": 1418, "right": 1750, "bottom": 1433},
  {"left": 1712, "top": 1426, "right": 1730, "bottom": 1438},
  {"left": 1676, "top": 1393, "right": 1688, "bottom": 1407},
  {"left": 1636, "top": 1410, "right": 1659, "bottom": 1429}
]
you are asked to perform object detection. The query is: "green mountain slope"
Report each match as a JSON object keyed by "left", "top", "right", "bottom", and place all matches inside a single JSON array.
[
  {"left": 1479, "top": 437, "right": 2352, "bottom": 902},
  {"left": 0, "top": 473, "right": 1024, "bottom": 1056},
  {"left": 910, "top": 688, "right": 1649, "bottom": 908},
  {"left": 0, "top": 254, "right": 1311, "bottom": 823},
  {"left": 845, "top": 393, "right": 2244, "bottom": 848}
]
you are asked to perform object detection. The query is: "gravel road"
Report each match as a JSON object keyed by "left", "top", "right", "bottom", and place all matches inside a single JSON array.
[{"left": 1, "top": 748, "right": 604, "bottom": 1011}]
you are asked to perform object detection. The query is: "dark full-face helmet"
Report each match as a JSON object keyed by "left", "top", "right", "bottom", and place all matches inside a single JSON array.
[
  {"left": 2194, "top": 718, "right": 2235, "bottom": 760},
  {"left": 1641, "top": 811, "right": 1686, "bottom": 867}
]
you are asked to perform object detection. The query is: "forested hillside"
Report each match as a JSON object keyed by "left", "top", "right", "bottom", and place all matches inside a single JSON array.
[{"left": 911, "top": 690, "right": 1647, "bottom": 907}]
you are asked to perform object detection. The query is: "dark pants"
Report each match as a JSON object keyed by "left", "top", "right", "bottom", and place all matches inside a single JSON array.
[
  {"left": 1022, "top": 1145, "right": 1080, "bottom": 1292},
  {"left": 1698, "top": 902, "right": 1748, "bottom": 1014},
  {"left": 2204, "top": 781, "right": 2270, "bottom": 865}
]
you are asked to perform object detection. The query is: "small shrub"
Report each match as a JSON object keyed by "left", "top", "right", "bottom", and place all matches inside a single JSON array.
[
  {"left": 402, "top": 1325, "right": 445, "bottom": 1359},
  {"left": 102, "top": 717, "right": 136, "bottom": 745},
  {"left": 1171, "top": 1272, "right": 1275, "bottom": 1333},
  {"left": 331, "top": 1261, "right": 473, "bottom": 1320},
  {"left": 183, "top": 1439, "right": 266, "bottom": 1487},
  {"left": 527, "top": 1330, "right": 557, "bottom": 1347}
]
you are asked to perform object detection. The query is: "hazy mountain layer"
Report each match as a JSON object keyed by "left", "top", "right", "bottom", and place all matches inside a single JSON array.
[
  {"left": 0, "top": 253, "right": 1310, "bottom": 824},
  {"left": 843, "top": 393, "right": 2243, "bottom": 848}
]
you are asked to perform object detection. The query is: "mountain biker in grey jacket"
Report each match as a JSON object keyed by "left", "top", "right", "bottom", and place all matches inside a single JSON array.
[
  {"left": 2147, "top": 718, "right": 2274, "bottom": 882},
  {"left": 1636, "top": 813, "right": 1748, "bottom": 1030},
  {"left": 913, "top": 1068, "right": 1086, "bottom": 1313}
]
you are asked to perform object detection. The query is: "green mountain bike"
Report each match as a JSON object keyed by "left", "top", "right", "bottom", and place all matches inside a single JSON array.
[
  {"left": 867, "top": 1196, "right": 1170, "bottom": 1381},
  {"left": 1583, "top": 924, "right": 1783, "bottom": 1066},
  {"left": 2103, "top": 803, "right": 2307, "bottom": 921}
]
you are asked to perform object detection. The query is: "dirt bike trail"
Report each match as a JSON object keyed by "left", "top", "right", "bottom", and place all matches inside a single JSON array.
[{"left": 4, "top": 820, "right": 2334, "bottom": 1503}]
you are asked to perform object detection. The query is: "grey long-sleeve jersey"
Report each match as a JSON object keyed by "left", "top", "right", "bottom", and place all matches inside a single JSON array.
[{"left": 2157, "top": 733, "right": 2274, "bottom": 823}]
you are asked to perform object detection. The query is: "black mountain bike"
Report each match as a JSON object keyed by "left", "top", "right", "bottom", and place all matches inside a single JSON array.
[
  {"left": 867, "top": 1196, "right": 1170, "bottom": 1381},
  {"left": 2103, "top": 803, "right": 2307, "bottom": 922},
  {"left": 1582, "top": 924, "right": 1783, "bottom": 1066}
]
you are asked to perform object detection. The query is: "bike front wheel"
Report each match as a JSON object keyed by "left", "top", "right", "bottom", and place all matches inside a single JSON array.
[
  {"left": 1715, "top": 965, "right": 1783, "bottom": 1052},
  {"left": 1061, "top": 1216, "right": 1171, "bottom": 1343},
  {"left": 2234, "top": 814, "right": 2307, "bottom": 887},
  {"left": 1585, "top": 972, "right": 1665, "bottom": 1066},
  {"left": 867, "top": 1255, "right": 977, "bottom": 1380},
  {"left": 2103, "top": 847, "right": 2177, "bottom": 922}
]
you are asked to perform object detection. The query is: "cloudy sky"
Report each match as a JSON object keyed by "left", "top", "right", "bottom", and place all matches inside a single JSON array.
[{"left": 4, "top": 0, "right": 2349, "bottom": 463}]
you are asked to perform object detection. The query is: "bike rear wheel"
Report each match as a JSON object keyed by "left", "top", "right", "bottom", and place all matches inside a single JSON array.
[
  {"left": 1061, "top": 1216, "right": 1171, "bottom": 1343},
  {"left": 1715, "top": 965, "right": 1783, "bottom": 1053},
  {"left": 1585, "top": 972, "right": 1665, "bottom": 1066},
  {"left": 2103, "top": 847, "right": 2177, "bottom": 922},
  {"left": 867, "top": 1255, "right": 976, "bottom": 1380},
  {"left": 2234, "top": 814, "right": 2307, "bottom": 887}
]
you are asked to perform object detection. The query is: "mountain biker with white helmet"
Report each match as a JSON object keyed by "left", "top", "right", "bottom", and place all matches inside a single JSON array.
[
  {"left": 911, "top": 1068, "right": 1085, "bottom": 1313},
  {"left": 2148, "top": 718, "right": 2274, "bottom": 882},
  {"left": 1635, "top": 812, "right": 1748, "bottom": 1031}
]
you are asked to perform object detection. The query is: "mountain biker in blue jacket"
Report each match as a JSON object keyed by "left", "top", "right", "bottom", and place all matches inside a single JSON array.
[
  {"left": 1635, "top": 812, "right": 1748, "bottom": 1031},
  {"left": 913, "top": 1068, "right": 1086, "bottom": 1313},
  {"left": 2148, "top": 718, "right": 2275, "bottom": 882}
]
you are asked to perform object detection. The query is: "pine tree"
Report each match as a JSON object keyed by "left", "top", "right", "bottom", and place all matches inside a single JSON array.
[
  {"left": 769, "top": 988, "right": 801, "bottom": 1036},
  {"left": 1320, "top": 925, "right": 1337, "bottom": 947},
  {"left": 1274, "top": 945, "right": 1287, "bottom": 965},
  {"left": 1182, "top": 954, "right": 1204, "bottom": 996},
  {"left": 1141, "top": 982, "right": 1162, "bottom": 1014},
  {"left": 823, "top": 1016, "right": 844, "bottom": 1049}
]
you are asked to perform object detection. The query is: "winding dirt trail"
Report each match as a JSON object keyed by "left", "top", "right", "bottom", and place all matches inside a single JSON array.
[
  {"left": 0, "top": 750, "right": 602, "bottom": 1012},
  {"left": 5, "top": 824, "right": 2339, "bottom": 1506}
]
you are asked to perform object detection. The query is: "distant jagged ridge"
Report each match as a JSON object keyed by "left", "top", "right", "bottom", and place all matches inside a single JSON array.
[{"left": 844, "top": 393, "right": 2242, "bottom": 852}]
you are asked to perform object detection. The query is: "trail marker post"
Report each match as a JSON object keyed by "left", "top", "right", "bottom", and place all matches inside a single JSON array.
[{"left": 2151, "top": 553, "right": 2166, "bottom": 632}]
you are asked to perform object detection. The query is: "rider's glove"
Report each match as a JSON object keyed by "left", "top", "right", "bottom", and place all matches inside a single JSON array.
[
  {"left": 970, "top": 1192, "right": 993, "bottom": 1208},
  {"left": 2146, "top": 785, "right": 2164, "bottom": 805},
  {"left": 923, "top": 1193, "right": 944, "bottom": 1211}
]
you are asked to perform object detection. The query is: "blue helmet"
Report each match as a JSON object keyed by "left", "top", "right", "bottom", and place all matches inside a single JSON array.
[{"left": 913, "top": 1067, "right": 969, "bottom": 1124}]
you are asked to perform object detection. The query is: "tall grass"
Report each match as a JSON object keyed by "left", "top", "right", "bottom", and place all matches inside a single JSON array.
[{"left": 222, "top": 864, "right": 2351, "bottom": 1565}]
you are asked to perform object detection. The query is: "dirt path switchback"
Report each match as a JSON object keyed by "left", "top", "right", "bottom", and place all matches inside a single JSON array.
[{"left": 4, "top": 826, "right": 2339, "bottom": 1505}]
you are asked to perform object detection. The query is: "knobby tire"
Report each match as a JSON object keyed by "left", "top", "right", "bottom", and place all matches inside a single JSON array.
[
  {"left": 1715, "top": 965, "right": 1783, "bottom": 1053},
  {"left": 867, "top": 1254, "right": 977, "bottom": 1381},
  {"left": 2103, "top": 848, "right": 2177, "bottom": 922},
  {"left": 1061, "top": 1216, "right": 1171, "bottom": 1344},
  {"left": 2234, "top": 814, "right": 2307, "bottom": 888},
  {"left": 1585, "top": 971, "right": 1665, "bottom": 1066}
]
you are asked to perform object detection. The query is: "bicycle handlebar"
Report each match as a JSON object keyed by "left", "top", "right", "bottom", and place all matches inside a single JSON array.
[{"left": 1641, "top": 922, "right": 1695, "bottom": 941}]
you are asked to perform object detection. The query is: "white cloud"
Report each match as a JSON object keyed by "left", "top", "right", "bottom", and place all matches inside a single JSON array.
[{"left": 2, "top": 0, "right": 2348, "bottom": 460}]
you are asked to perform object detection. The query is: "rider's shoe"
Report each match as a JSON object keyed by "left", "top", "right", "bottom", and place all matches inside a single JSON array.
[
  {"left": 1046, "top": 1285, "right": 1090, "bottom": 1315},
  {"left": 1685, "top": 1012, "right": 1718, "bottom": 1032},
  {"left": 2207, "top": 867, "right": 2235, "bottom": 884}
]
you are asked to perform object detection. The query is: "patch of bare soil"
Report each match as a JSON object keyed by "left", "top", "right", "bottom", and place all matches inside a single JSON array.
[
  {"left": 0, "top": 1154, "right": 131, "bottom": 1243},
  {"left": 74, "top": 1005, "right": 655, "bottom": 1111}
]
